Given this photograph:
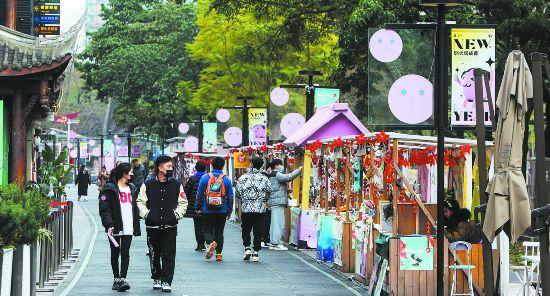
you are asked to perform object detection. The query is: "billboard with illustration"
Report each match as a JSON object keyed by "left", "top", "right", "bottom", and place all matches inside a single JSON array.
[{"left": 451, "top": 27, "right": 496, "bottom": 126}]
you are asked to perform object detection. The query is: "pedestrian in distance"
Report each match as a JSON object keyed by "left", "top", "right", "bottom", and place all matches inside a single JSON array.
[
  {"left": 99, "top": 162, "right": 141, "bottom": 292},
  {"left": 183, "top": 160, "right": 207, "bottom": 251},
  {"left": 146, "top": 165, "right": 156, "bottom": 182},
  {"left": 130, "top": 159, "right": 145, "bottom": 190},
  {"left": 260, "top": 165, "right": 273, "bottom": 248},
  {"left": 196, "top": 156, "right": 234, "bottom": 262},
  {"left": 75, "top": 165, "right": 91, "bottom": 201},
  {"left": 268, "top": 159, "right": 302, "bottom": 250},
  {"left": 137, "top": 155, "right": 188, "bottom": 293},
  {"left": 236, "top": 156, "right": 270, "bottom": 262},
  {"left": 98, "top": 165, "right": 110, "bottom": 192}
]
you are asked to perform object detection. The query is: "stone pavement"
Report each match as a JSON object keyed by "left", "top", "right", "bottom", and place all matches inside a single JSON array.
[{"left": 53, "top": 185, "right": 368, "bottom": 296}]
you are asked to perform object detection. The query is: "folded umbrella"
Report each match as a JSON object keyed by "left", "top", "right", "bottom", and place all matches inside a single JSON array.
[{"left": 483, "top": 50, "right": 533, "bottom": 243}]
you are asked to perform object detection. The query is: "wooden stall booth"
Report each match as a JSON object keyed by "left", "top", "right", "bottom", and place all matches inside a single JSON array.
[{"left": 301, "top": 132, "right": 501, "bottom": 295}]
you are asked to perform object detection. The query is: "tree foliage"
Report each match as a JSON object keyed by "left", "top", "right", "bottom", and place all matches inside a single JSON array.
[
  {"left": 185, "top": 0, "right": 339, "bottom": 116},
  {"left": 77, "top": 0, "right": 201, "bottom": 138}
]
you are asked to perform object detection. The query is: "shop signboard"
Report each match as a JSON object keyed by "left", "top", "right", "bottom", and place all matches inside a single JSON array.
[
  {"left": 33, "top": 15, "right": 60, "bottom": 25},
  {"left": 33, "top": 4, "right": 60, "bottom": 14},
  {"left": 450, "top": 27, "right": 496, "bottom": 126},
  {"left": 314, "top": 88, "right": 340, "bottom": 109},
  {"left": 248, "top": 108, "right": 267, "bottom": 146},
  {"left": 33, "top": 3, "right": 61, "bottom": 36}
]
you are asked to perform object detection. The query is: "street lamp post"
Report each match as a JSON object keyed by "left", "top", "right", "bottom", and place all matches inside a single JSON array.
[
  {"left": 237, "top": 96, "right": 254, "bottom": 147},
  {"left": 196, "top": 113, "right": 206, "bottom": 153},
  {"left": 417, "top": 2, "right": 494, "bottom": 296},
  {"left": 299, "top": 70, "right": 322, "bottom": 120}
]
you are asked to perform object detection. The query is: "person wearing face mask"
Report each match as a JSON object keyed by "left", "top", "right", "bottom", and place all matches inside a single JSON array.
[
  {"left": 137, "top": 155, "right": 188, "bottom": 293},
  {"left": 99, "top": 162, "right": 141, "bottom": 292},
  {"left": 267, "top": 159, "right": 302, "bottom": 250}
]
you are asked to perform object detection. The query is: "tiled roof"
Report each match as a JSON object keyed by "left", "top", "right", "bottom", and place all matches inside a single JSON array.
[{"left": 0, "top": 16, "right": 82, "bottom": 72}]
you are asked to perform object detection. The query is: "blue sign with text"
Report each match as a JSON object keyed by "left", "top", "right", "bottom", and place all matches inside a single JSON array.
[{"left": 33, "top": 15, "right": 61, "bottom": 25}]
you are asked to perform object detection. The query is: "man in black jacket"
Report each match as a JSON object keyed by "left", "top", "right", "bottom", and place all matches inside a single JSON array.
[
  {"left": 137, "top": 155, "right": 187, "bottom": 293},
  {"left": 183, "top": 161, "right": 207, "bottom": 251}
]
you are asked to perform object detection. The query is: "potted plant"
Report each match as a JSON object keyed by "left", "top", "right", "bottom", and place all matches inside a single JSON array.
[
  {"left": 38, "top": 145, "right": 74, "bottom": 200},
  {"left": 0, "top": 184, "right": 50, "bottom": 295},
  {"left": 0, "top": 200, "right": 21, "bottom": 296}
]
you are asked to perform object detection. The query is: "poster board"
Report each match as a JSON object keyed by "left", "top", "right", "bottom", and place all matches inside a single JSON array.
[
  {"left": 314, "top": 88, "right": 340, "bottom": 109},
  {"left": 369, "top": 254, "right": 389, "bottom": 296},
  {"left": 399, "top": 236, "right": 434, "bottom": 270},
  {"left": 450, "top": 27, "right": 496, "bottom": 126}
]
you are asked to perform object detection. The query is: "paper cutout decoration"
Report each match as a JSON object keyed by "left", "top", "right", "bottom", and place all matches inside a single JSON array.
[
  {"left": 224, "top": 127, "right": 242, "bottom": 147},
  {"left": 270, "top": 87, "right": 290, "bottom": 106},
  {"left": 216, "top": 109, "right": 231, "bottom": 123},
  {"left": 183, "top": 136, "right": 198, "bottom": 152},
  {"left": 388, "top": 74, "right": 433, "bottom": 124},
  {"left": 178, "top": 123, "right": 190, "bottom": 134},
  {"left": 280, "top": 113, "right": 305, "bottom": 138},
  {"left": 114, "top": 136, "right": 122, "bottom": 145},
  {"left": 369, "top": 29, "right": 403, "bottom": 63}
]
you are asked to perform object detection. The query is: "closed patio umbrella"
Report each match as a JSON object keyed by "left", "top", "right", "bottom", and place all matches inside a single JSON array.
[{"left": 483, "top": 50, "right": 532, "bottom": 243}]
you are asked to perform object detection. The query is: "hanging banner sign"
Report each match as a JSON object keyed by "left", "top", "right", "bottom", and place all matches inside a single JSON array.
[
  {"left": 79, "top": 141, "right": 88, "bottom": 158},
  {"left": 131, "top": 145, "right": 141, "bottom": 158},
  {"left": 314, "top": 88, "right": 340, "bottom": 109},
  {"left": 202, "top": 122, "right": 218, "bottom": 153},
  {"left": 248, "top": 108, "right": 268, "bottom": 146},
  {"left": 451, "top": 27, "right": 496, "bottom": 126}
]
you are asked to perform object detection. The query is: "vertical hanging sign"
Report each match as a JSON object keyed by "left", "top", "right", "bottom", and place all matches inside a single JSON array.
[
  {"left": 202, "top": 122, "right": 218, "bottom": 153},
  {"left": 451, "top": 27, "right": 496, "bottom": 126},
  {"left": 248, "top": 108, "right": 268, "bottom": 146}
]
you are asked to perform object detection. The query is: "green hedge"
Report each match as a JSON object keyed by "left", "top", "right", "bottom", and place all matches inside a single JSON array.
[{"left": 0, "top": 184, "right": 50, "bottom": 248}]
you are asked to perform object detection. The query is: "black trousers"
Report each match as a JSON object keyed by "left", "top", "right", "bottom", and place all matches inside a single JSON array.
[
  {"left": 193, "top": 217, "right": 205, "bottom": 246},
  {"left": 109, "top": 235, "right": 133, "bottom": 279},
  {"left": 147, "top": 228, "right": 177, "bottom": 284},
  {"left": 262, "top": 209, "right": 271, "bottom": 243},
  {"left": 202, "top": 214, "right": 226, "bottom": 253},
  {"left": 241, "top": 213, "right": 264, "bottom": 252}
]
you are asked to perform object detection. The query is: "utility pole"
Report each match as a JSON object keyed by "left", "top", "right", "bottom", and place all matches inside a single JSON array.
[
  {"left": 236, "top": 97, "right": 254, "bottom": 146},
  {"left": 127, "top": 134, "right": 132, "bottom": 162}
]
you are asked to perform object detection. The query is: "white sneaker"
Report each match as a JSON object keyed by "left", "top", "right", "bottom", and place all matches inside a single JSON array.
[
  {"left": 243, "top": 247, "right": 252, "bottom": 261},
  {"left": 251, "top": 251, "right": 259, "bottom": 262},
  {"left": 153, "top": 279, "right": 162, "bottom": 290},
  {"left": 161, "top": 282, "right": 171, "bottom": 293},
  {"left": 261, "top": 242, "right": 267, "bottom": 248},
  {"left": 271, "top": 244, "right": 288, "bottom": 251}
]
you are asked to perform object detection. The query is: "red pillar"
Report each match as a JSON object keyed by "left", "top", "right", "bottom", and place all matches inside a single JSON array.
[
  {"left": 10, "top": 87, "right": 25, "bottom": 186},
  {"left": 6, "top": 0, "right": 17, "bottom": 30}
]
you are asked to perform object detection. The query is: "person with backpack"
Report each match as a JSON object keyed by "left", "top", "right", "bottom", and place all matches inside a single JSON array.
[
  {"left": 183, "top": 161, "right": 207, "bottom": 251},
  {"left": 268, "top": 159, "right": 302, "bottom": 250},
  {"left": 235, "top": 156, "right": 270, "bottom": 262},
  {"left": 195, "top": 156, "right": 234, "bottom": 261},
  {"left": 137, "top": 155, "right": 188, "bottom": 293},
  {"left": 99, "top": 162, "right": 141, "bottom": 292}
]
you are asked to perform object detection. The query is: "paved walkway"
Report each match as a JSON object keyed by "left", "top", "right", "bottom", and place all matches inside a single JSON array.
[{"left": 53, "top": 185, "right": 367, "bottom": 296}]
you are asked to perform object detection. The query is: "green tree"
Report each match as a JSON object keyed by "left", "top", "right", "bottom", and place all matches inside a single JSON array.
[
  {"left": 77, "top": 0, "right": 201, "bottom": 138},
  {"left": 185, "top": 0, "right": 340, "bottom": 116}
]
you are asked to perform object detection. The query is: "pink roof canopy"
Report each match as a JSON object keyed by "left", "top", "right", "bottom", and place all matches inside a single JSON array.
[{"left": 283, "top": 103, "right": 369, "bottom": 147}]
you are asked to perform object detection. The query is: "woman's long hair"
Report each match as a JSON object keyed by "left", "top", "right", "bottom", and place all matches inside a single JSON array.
[{"left": 110, "top": 162, "right": 132, "bottom": 184}]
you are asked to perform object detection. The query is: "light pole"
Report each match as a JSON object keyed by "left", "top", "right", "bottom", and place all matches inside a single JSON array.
[
  {"left": 417, "top": 2, "right": 491, "bottom": 296},
  {"left": 299, "top": 70, "right": 322, "bottom": 120},
  {"left": 237, "top": 96, "right": 254, "bottom": 147}
]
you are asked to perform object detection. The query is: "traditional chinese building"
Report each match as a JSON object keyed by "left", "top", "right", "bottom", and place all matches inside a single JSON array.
[{"left": 0, "top": 1, "right": 79, "bottom": 185}]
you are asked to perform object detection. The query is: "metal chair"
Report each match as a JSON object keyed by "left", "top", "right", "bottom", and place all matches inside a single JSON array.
[
  {"left": 449, "top": 241, "right": 475, "bottom": 296},
  {"left": 513, "top": 241, "right": 541, "bottom": 296}
]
